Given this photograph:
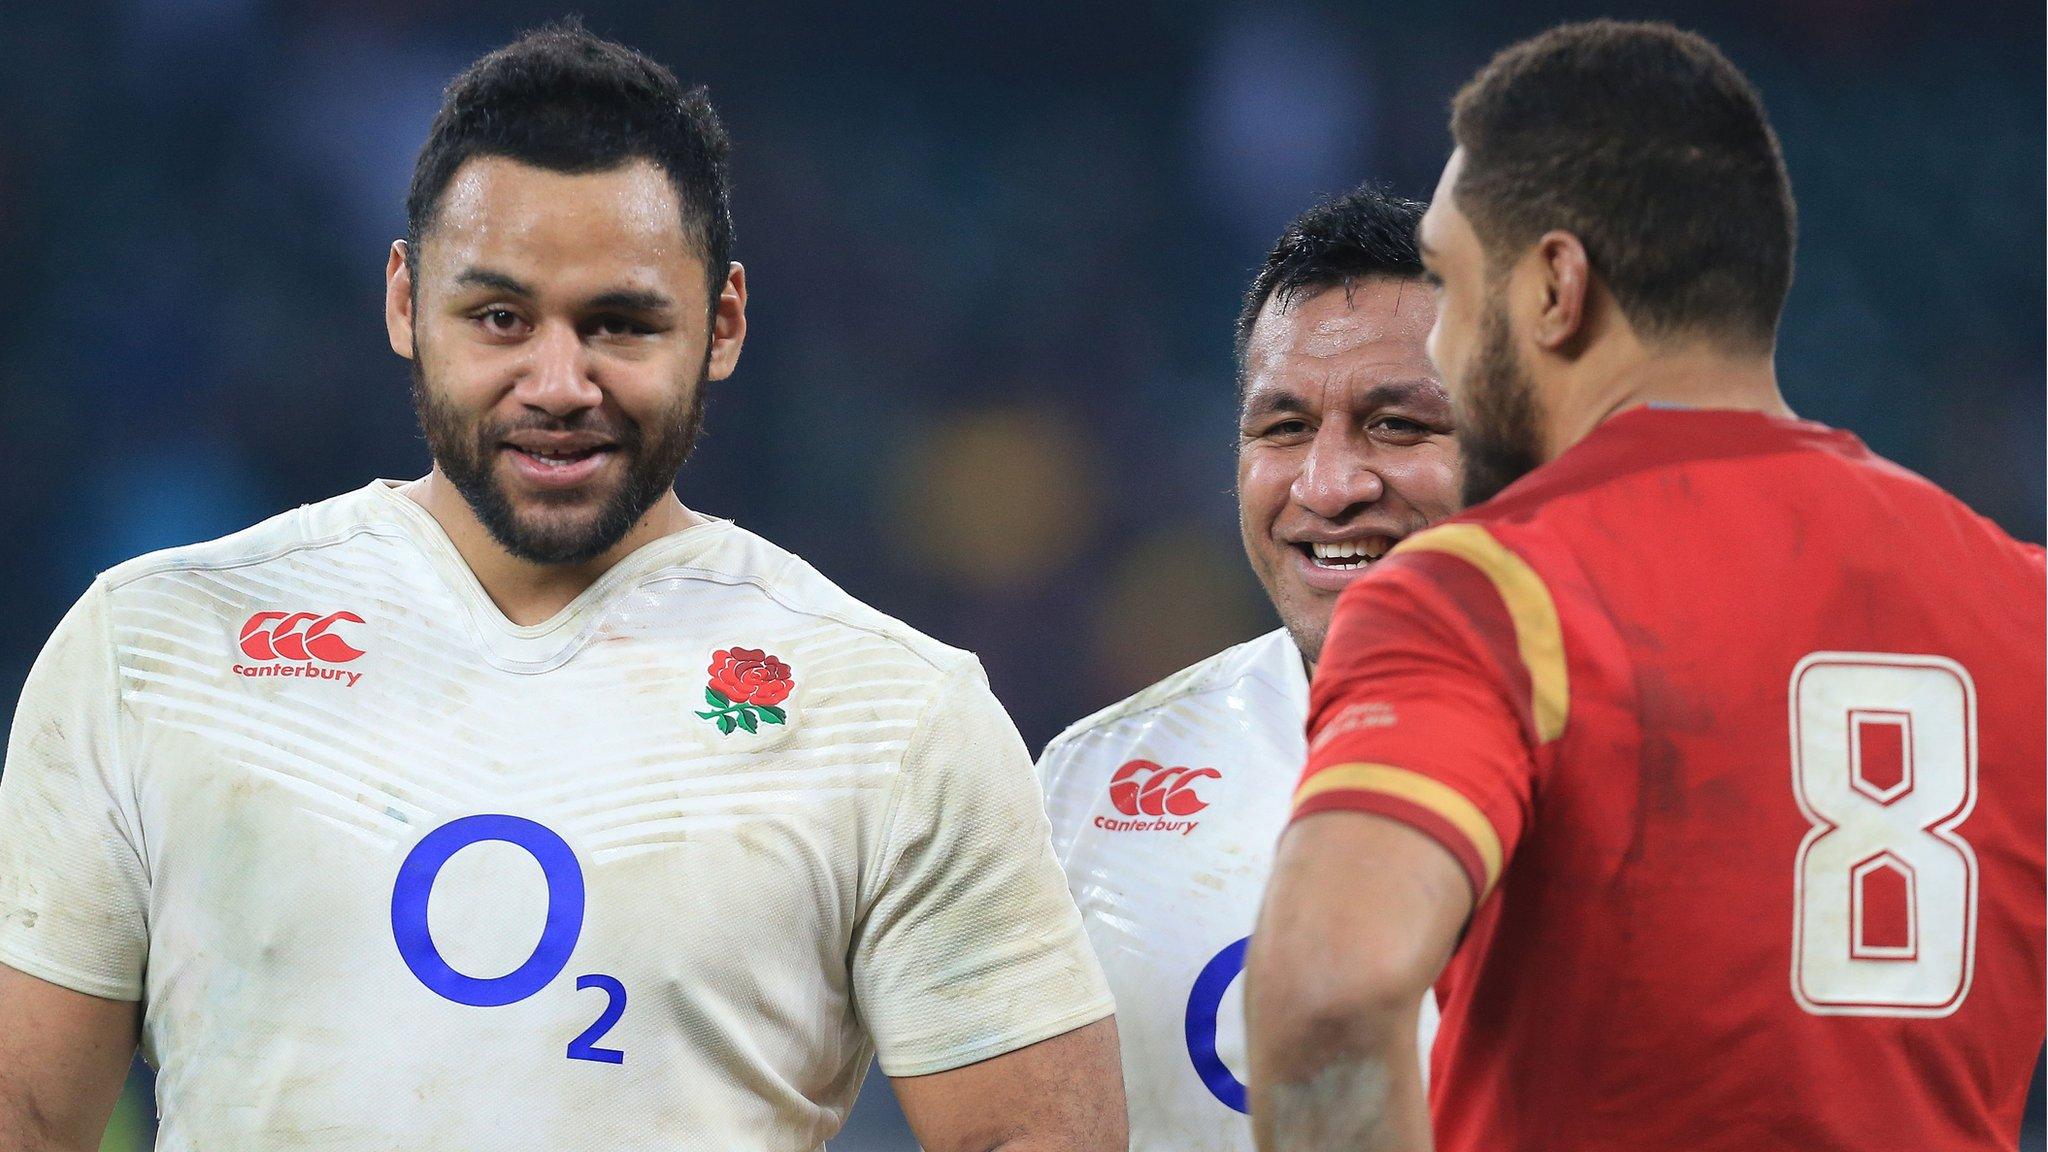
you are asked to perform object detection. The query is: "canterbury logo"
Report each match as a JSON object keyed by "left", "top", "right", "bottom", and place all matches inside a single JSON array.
[
  {"left": 1110, "top": 759, "right": 1219, "bottom": 816},
  {"left": 233, "top": 611, "right": 367, "bottom": 688},
  {"left": 240, "top": 611, "right": 367, "bottom": 663},
  {"left": 1095, "top": 759, "right": 1220, "bottom": 836}
]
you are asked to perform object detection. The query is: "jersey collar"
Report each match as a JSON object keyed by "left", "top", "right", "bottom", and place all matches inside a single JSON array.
[{"left": 364, "top": 479, "right": 736, "bottom": 673}]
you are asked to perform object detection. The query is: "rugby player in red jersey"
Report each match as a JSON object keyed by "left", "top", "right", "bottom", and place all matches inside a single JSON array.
[{"left": 1246, "top": 20, "right": 2045, "bottom": 1152}]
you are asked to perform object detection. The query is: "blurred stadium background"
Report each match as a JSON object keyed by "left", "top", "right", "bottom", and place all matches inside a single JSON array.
[{"left": 0, "top": 1, "right": 2039, "bottom": 1148}]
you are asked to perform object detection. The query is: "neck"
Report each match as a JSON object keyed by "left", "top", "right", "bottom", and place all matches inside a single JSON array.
[
  {"left": 1545, "top": 340, "right": 1791, "bottom": 461},
  {"left": 403, "top": 470, "right": 703, "bottom": 626}
]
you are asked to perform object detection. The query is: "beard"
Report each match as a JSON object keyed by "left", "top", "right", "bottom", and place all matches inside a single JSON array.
[
  {"left": 410, "top": 339, "right": 708, "bottom": 566},
  {"left": 1455, "top": 295, "right": 1546, "bottom": 508}
]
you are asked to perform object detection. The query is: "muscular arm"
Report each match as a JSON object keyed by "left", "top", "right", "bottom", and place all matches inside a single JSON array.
[
  {"left": 891, "top": 1017, "right": 1126, "bottom": 1152},
  {"left": 0, "top": 962, "right": 139, "bottom": 1151},
  {"left": 1246, "top": 812, "right": 1471, "bottom": 1152}
]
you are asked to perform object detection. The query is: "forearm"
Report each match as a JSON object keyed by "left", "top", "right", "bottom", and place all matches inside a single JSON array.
[
  {"left": 1249, "top": 997, "right": 1429, "bottom": 1152},
  {"left": 0, "top": 964, "right": 139, "bottom": 1152},
  {"left": 893, "top": 1017, "right": 1127, "bottom": 1152},
  {"left": 0, "top": 1087, "right": 111, "bottom": 1152},
  {"left": 1247, "top": 813, "right": 1468, "bottom": 1152}
]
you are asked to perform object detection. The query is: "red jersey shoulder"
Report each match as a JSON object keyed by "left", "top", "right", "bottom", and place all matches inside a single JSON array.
[{"left": 1305, "top": 522, "right": 1576, "bottom": 899}]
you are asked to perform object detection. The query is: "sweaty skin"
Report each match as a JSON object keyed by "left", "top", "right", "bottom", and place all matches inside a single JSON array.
[
  {"left": 1237, "top": 278, "right": 1458, "bottom": 666},
  {"left": 385, "top": 157, "right": 747, "bottom": 625}
]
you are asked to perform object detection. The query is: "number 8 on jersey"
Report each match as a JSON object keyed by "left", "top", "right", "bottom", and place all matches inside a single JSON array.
[{"left": 1790, "top": 652, "right": 1977, "bottom": 1017}]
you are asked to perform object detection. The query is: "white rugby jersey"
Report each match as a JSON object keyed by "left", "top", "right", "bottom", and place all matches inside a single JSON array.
[
  {"left": 1039, "top": 628, "right": 1435, "bottom": 1152},
  {"left": 0, "top": 480, "right": 1111, "bottom": 1151}
]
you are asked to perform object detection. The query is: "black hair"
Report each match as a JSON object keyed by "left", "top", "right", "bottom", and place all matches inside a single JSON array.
[
  {"left": 405, "top": 19, "right": 734, "bottom": 306},
  {"left": 1451, "top": 20, "right": 1795, "bottom": 350},
  {"left": 1235, "top": 185, "right": 1428, "bottom": 380}
]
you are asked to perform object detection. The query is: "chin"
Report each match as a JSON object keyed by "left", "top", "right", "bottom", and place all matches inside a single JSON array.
[
  {"left": 485, "top": 496, "right": 633, "bottom": 565},
  {"left": 1287, "top": 625, "right": 1328, "bottom": 668},
  {"left": 1275, "top": 600, "right": 1333, "bottom": 666}
]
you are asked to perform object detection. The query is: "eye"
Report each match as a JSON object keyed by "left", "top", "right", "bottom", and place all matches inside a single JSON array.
[
  {"left": 1250, "top": 418, "right": 1312, "bottom": 443},
  {"left": 590, "top": 315, "right": 654, "bottom": 339},
  {"left": 1370, "top": 416, "right": 1436, "bottom": 442},
  {"left": 473, "top": 308, "right": 529, "bottom": 337}
]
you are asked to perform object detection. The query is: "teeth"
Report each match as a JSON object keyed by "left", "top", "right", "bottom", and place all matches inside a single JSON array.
[{"left": 1308, "top": 538, "right": 1394, "bottom": 567}]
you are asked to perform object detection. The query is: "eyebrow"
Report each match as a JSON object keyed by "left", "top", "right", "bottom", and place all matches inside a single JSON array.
[
  {"left": 586, "top": 288, "right": 676, "bottom": 314},
  {"left": 1241, "top": 378, "right": 1449, "bottom": 422},
  {"left": 451, "top": 267, "right": 676, "bottom": 314},
  {"left": 453, "top": 268, "right": 532, "bottom": 296}
]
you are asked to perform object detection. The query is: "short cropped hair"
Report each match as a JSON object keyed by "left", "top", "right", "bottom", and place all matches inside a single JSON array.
[
  {"left": 1235, "top": 185, "right": 1428, "bottom": 379},
  {"left": 1450, "top": 20, "right": 1795, "bottom": 350},
  {"left": 405, "top": 20, "right": 734, "bottom": 306}
]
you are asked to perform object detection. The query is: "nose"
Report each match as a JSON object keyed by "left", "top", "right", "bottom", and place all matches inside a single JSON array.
[
  {"left": 511, "top": 319, "right": 602, "bottom": 417},
  {"left": 1290, "top": 424, "right": 1386, "bottom": 521}
]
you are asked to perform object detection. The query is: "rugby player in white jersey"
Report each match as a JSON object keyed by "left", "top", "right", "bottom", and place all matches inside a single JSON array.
[
  {"left": 0, "top": 24, "right": 1122, "bottom": 1151},
  {"left": 1038, "top": 186, "right": 1455, "bottom": 1151}
]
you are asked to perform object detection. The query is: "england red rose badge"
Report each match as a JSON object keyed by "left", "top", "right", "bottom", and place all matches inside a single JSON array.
[{"left": 697, "top": 647, "right": 794, "bottom": 735}]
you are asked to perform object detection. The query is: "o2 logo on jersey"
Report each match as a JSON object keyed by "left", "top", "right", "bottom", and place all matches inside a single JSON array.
[
  {"left": 390, "top": 815, "right": 626, "bottom": 1064},
  {"left": 1096, "top": 760, "right": 1221, "bottom": 835},
  {"left": 1183, "top": 937, "right": 1251, "bottom": 1113}
]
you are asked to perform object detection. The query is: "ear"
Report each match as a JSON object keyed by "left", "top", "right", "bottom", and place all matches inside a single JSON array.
[
  {"left": 705, "top": 261, "right": 749, "bottom": 382},
  {"left": 1527, "top": 230, "right": 1592, "bottom": 354},
  {"left": 385, "top": 240, "right": 415, "bottom": 361}
]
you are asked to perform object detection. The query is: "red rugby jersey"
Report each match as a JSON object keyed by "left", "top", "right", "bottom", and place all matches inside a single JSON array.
[{"left": 1298, "top": 406, "right": 2045, "bottom": 1151}]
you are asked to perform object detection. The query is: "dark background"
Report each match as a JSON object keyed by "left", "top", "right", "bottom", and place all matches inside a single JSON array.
[{"left": 0, "top": 1, "right": 2039, "bottom": 1148}]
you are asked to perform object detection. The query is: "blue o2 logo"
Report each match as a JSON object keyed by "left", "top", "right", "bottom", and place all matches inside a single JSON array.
[
  {"left": 391, "top": 814, "right": 625, "bottom": 1064},
  {"left": 391, "top": 815, "right": 583, "bottom": 1006},
  {"left": 1184, "top": 936, "right": 1250, "bottom": 1113}
]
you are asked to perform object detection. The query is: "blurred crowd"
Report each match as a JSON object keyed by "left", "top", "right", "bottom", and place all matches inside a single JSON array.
[{"left": 0, "top": 1, "right": 2038, "bottom": 1148}]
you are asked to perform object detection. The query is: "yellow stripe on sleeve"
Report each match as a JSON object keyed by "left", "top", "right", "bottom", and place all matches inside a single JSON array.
[
  {"left": 1293, "top": 762, "right": 1505, "bottom": 893},
  {"left": 1392, "top": 523, "right": 1569, "bottom": 743}
]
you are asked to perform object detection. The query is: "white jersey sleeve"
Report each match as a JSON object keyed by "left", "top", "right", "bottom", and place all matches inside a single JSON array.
[
  {"left": 853, "top": 660, "right": 1113, "bottom": 1077},
  {"left": 0, "top": 579, "right": 150, "bottom": 1000}
]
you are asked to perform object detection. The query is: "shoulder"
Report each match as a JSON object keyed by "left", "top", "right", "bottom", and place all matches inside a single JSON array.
[
  {"left": 655, "top": 524, "right": 981, "bottom": 693},
  {"left": 98, "top": 485, "right": 403, "bottom": 601},
  {"left": 1363, "top": 519, "right": 1563, "bottom": 639},
  {"left": 1328, "top": 521, "right": 1572, "bottom": 744},
  {"left": 1040, "top": 630, "right": 1299, "bottom": 765},
  {"left": 1346, "top": 519, "right": 1553, "bottom": 631}
]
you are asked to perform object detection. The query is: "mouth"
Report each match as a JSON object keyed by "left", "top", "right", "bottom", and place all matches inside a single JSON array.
[
  {"left": 1298, "top": 536, "right": 1395, "bottom": 570},
  {"left": 1287, "top": 535, "right": 1398, "bottom": 591},
  {"left": 500, "top": 435, "right": 619, "bottom": 490}
]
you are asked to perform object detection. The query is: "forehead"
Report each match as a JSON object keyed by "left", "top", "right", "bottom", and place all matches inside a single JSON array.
[
  {"left": 1419, "top": 148, "right": 1469, "bottom": 259},
  {"left": 421, "top": 156, "right": 701, "bottom": 291},
  {"left": 1242, "top": 277, "right": 1438, "bottom": 402}
]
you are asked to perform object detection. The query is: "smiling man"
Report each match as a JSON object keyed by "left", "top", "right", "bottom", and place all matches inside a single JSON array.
[
  {"left": 1248, "top": 21, "right": 2044, "bottom": 1152},
  {"left": 1038, "top": 186, "right": 1456, "bottom": 1152},
  {"left": 0, "top": 24, "right": 1122, "bottom": 1151}
]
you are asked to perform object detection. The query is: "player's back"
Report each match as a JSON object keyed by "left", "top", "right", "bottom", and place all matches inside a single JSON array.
[{"left": 1417, "top": 408, "right": 2043, "bottom": 1150}]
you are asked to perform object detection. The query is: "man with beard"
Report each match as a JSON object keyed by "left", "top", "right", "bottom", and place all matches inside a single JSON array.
[
  {"left": 1247, "top": 20, "right": 2044, "bottom": 1152},
  {"left": 0, "top": 24, "right": 1122, "bottom": 1151},
  {"left": 1038, "top": 185, "right": 1458, "bottom": 1151}
]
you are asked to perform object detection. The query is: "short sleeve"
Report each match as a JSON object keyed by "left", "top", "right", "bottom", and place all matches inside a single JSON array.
[
  {"left": 0, "top": 580, "right": 150, "bottom": 1000},
  {"left": 852, "top": 661, "right": 1114, "bottom": 1077},
  {"left": 1030, "top": 730, "right": 1091, "bottom": 862},
  {"left": 1296, "top": 525, "right": 1563, "bottom": 902}
]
